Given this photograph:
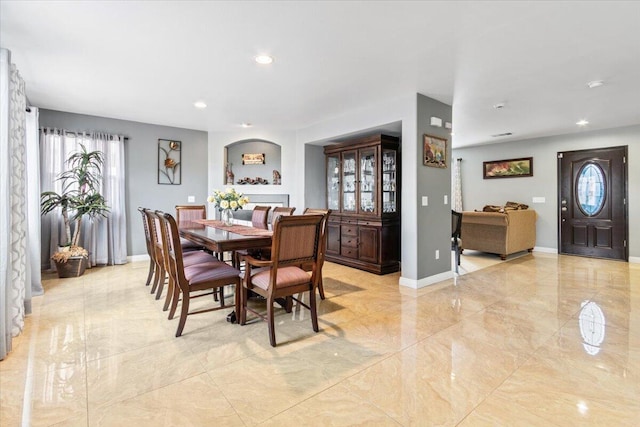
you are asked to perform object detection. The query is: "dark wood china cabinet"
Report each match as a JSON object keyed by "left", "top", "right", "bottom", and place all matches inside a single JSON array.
[{"left": 324, "top": 134, "right": 400, "bottom": 274}]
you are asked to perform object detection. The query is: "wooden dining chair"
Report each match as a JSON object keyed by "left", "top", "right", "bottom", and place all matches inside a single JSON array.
[
  {"left": 239, "top": 214, "right": 324, "bottom": 347},
  {"left": 138, "top": 207, "right": 156, "bottom": 287},
  {"left": 144, "top": 208, "right": 168, "bottom": 297},
  {"left": 158, "top": 211, "right": 241, "bottom": 337},
  {"left": 250, "top": 205, "right": 271, "bottom": 229},
  {"left": 176, "top": 204, "right": 207, "bottom": 252},
  {"left": 303, "top": 208, "right": 332, "bottom": 299},
  {"left": 269, "top": 206, "right": 296, "bottom": 229},
  {"left": 232, "top": 205, "right": 272, "bottom": 268},
  {"left": 147, "top": 209, "right": 218, "bottom": 307}
]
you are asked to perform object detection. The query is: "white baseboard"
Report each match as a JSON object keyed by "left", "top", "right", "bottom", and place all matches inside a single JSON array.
[
  {"left": 629, "top": 256, "right": 640, "bottom": 264},
  {"left": 399, "top": 270, "right": 453, "bottom": 289},
  {"left": 128, "top": 254, "right": 150, "bottom": 263},
  {"left": 533, "top": 246, "right": 557, "bottom": 254}
]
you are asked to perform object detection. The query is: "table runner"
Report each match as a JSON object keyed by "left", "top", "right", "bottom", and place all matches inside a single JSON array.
[{"left": 194, "top": 219, "right": 273, "bottom": 236}]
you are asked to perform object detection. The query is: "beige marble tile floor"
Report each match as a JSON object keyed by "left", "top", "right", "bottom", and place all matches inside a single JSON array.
[{"left": 1, "top": 251, "right": 638, "bottom": 426}]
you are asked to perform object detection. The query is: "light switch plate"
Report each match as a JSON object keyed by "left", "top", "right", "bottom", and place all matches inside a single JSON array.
[
  {"left": 422, "top": 196, "right": 428, "bottom": 206},
  {"left": 188, "top": 196, "right": 195, "bottom": 203},
  {"left": 532, "top": 196, "right": 545, "bottom": 204},
  {"left": 444, "top": 195, "right": 448, "bottom": 205}
]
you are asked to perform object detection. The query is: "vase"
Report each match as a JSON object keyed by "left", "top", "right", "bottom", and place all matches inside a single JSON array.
[{"left": 221, "top": 208, "right": 234, "bottom": 226}]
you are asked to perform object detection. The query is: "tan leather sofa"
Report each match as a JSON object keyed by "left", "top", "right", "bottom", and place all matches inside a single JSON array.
[{"left": 460, "top": 209, "right": 536, "bottom": 260}]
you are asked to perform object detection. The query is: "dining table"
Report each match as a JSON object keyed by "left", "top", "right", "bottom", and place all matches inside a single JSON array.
[
  {"left": 179, "top": 219, "right": 273, "bottom": 323},
  {"left": 179, "top": 219, "right": 272, "bottom": 258}
]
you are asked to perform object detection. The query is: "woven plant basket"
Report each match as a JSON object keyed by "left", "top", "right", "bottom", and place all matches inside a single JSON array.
[{"left": 54, "top": 257, "right": 88, "bottom": 278}]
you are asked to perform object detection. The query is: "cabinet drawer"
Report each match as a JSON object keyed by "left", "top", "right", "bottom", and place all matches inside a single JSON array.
[
  {"left": 341, "top": 246, "right": 359, "bottom": 259},
  {"left": 358, "top": 220, "right": 382, "bottom": 227},
  {"left": 341, "top": 235, "right": 358, "bottom": 247},
  {"left": 341, "top": 225, "right": 358, "bottom": 236}
]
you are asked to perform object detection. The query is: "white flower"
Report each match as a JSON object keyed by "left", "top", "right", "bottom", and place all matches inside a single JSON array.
[{"left": 208, "top": 188, "right": 248, "bottom": 211}]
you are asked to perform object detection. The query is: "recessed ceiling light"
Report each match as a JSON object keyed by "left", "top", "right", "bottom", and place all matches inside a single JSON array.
[
  {"left": 241, "top": 122, "right": 252, "bottom": 128},
  {"left": 576, "top": 119, "right": 589, "bottom": 126},
  {"left": 193, "top": 101, "right": 207, "bottom": 109},
  {"left": 493, "top": 102, "right": 506, "bottom": 109},
  {"left": 254, "top": 55, "right": 274, "bottom": 65},
  {"left": 587, "top": 80, "right": 604, "bottom": 89}
]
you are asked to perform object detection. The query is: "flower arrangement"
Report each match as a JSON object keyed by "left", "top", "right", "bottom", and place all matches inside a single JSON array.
[{"left": 207, "top": 188, "right": 249, "bottom": 212}]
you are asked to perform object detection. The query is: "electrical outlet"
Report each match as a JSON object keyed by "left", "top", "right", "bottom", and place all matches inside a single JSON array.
[
  {"left": 188, "top": 196, "right": 195, "bottom": 203},
  {"left": 422, "top": 196, "right": 428, "bottom": 206},
  {"left": 435, "top": 250, "right": 440, "bottom": 260}
]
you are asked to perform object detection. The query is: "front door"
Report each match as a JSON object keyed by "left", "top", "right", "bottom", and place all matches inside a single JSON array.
[{"left": 558, "top": 146, "right": 628, "bottom": 260}]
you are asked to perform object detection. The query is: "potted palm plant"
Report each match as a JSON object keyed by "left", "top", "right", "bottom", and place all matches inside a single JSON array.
[{"left": 40, "top": 144, "right": 110, "bottom": 277}]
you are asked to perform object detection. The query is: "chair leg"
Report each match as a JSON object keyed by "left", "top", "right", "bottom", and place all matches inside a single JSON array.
[
  {"left": 155, "top": 274, "right": 165, "bottom": 300},
  {"left": 151, "top": 264, "right": 165, "bottom": 295},
  {"left": 218, "top": 286, "right": 225, "bottom": 307},
  {"left": 309, "top": 288, "right": 319, "bottom": 333},
  {"left": 267, "top": 298, "right": 276, "bottom": 347},
  {"left": 317, "top": 272, "right": 326, "bottom": 300},
  {"left": 175, "top": 292, "right": 190, "bottom": 337},
  {"left": 145, "top": 259, "right": 155, "bottom": 286},
  {"left": 163, "top": 276, "right": 174, "bottom": 311},
  {"left": 239, "top": 285, "right": 247, "bottom": 326},
  {"left": 169, "top": 283, "right": 180, "bottom": 320}
]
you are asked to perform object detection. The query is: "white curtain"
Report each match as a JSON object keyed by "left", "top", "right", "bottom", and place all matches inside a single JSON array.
[
  {"left": 1, "top": 48, "right": 38, "bottom": 360},
  {"left": 40, "top": 129, "right": 127, "bottom": 268},
  {"left": 453, "top": 158, "right": 463, "bottom": 212}
]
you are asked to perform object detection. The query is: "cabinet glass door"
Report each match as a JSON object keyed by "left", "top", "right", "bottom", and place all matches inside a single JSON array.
[
  {"left": 326, "top": 154, "right": 340, "bottom": 211},
  {"left": 359, "top": 148, "right": 376, "bottom": 214},
  {"left": 382, "top": 149, "right": 397, "bottom": 213},
  {"left": 342, "top": 151, "right": 357, "bottom": 212}
]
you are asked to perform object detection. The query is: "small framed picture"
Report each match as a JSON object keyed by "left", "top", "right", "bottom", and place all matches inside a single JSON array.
[
  {"left": 423, "top": 134, "right": 447, "bottom": 168},
  {"left": 242, "top": 153, "right": 265, "bottom": 165}
]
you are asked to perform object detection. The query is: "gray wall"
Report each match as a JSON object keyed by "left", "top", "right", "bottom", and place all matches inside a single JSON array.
[
  {"left": 304, "top": 144, "right": 326, "bottom": 210},
  {"left": 416, "top": 94, "right": 453, "bottom": 278},
  {"left": 452, "top": 124, "right": 640, "bottom": 258},
  {"left": 39, "top": 109, "right": 209, "bottom": 256}
]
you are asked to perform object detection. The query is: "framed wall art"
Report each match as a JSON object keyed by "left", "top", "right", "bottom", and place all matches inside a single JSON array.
[
  {"left": 242, "top": 153, "right": 265, "bottom": 165},
  {"left": 483, "top": 157, "right": 533, "bottom": 179},
  {"left": 158, "top": 139, "right": 181, "bottom": 185},
  {"left": 423, "top": 134, "right": 447, "bottom": 168}
]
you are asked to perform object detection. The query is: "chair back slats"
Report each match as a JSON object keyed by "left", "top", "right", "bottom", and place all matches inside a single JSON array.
[
  {"left": 176, "top": 205, "right": 206, "bottom": 229},
  {"left": 270, "top": 215, "right": 324, "bottom": 285},
  {"left": 275, "top": 223, "right": 318, "bottom": 263},
  {"left": 159, "top": 212, "right": 187, "bottom": 284},
  {"left": 251, "top": 206, "right": 271, "bottom": 229},
  {"left": 139, "top": 207, "right": 153, "bottom": 248},
  {"left": 270, "top": 206, "right": 296, "bottom": 229}
]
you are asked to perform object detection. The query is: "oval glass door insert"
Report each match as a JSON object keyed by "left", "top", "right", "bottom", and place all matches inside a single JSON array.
[{"left": 576, "top": 163, "right": 606, "bottom": 216}]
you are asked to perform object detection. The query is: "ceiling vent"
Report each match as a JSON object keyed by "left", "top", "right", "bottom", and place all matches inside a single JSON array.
[{"left": 491, "top": 132, "right": 513, "bottom": 137}]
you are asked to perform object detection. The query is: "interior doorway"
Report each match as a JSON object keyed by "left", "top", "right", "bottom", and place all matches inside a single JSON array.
[{"left": 558, "top": 146, "right": 628, "bottom": 261}]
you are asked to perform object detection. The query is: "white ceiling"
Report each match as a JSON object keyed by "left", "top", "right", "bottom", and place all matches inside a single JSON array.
[{"left": 2, "top": 1, "right": 639, "bottom": 148}]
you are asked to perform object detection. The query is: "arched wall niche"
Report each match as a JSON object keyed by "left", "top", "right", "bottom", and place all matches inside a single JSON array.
[{"left": 224, "top": 139, "right": 282, "bottom": 185}]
